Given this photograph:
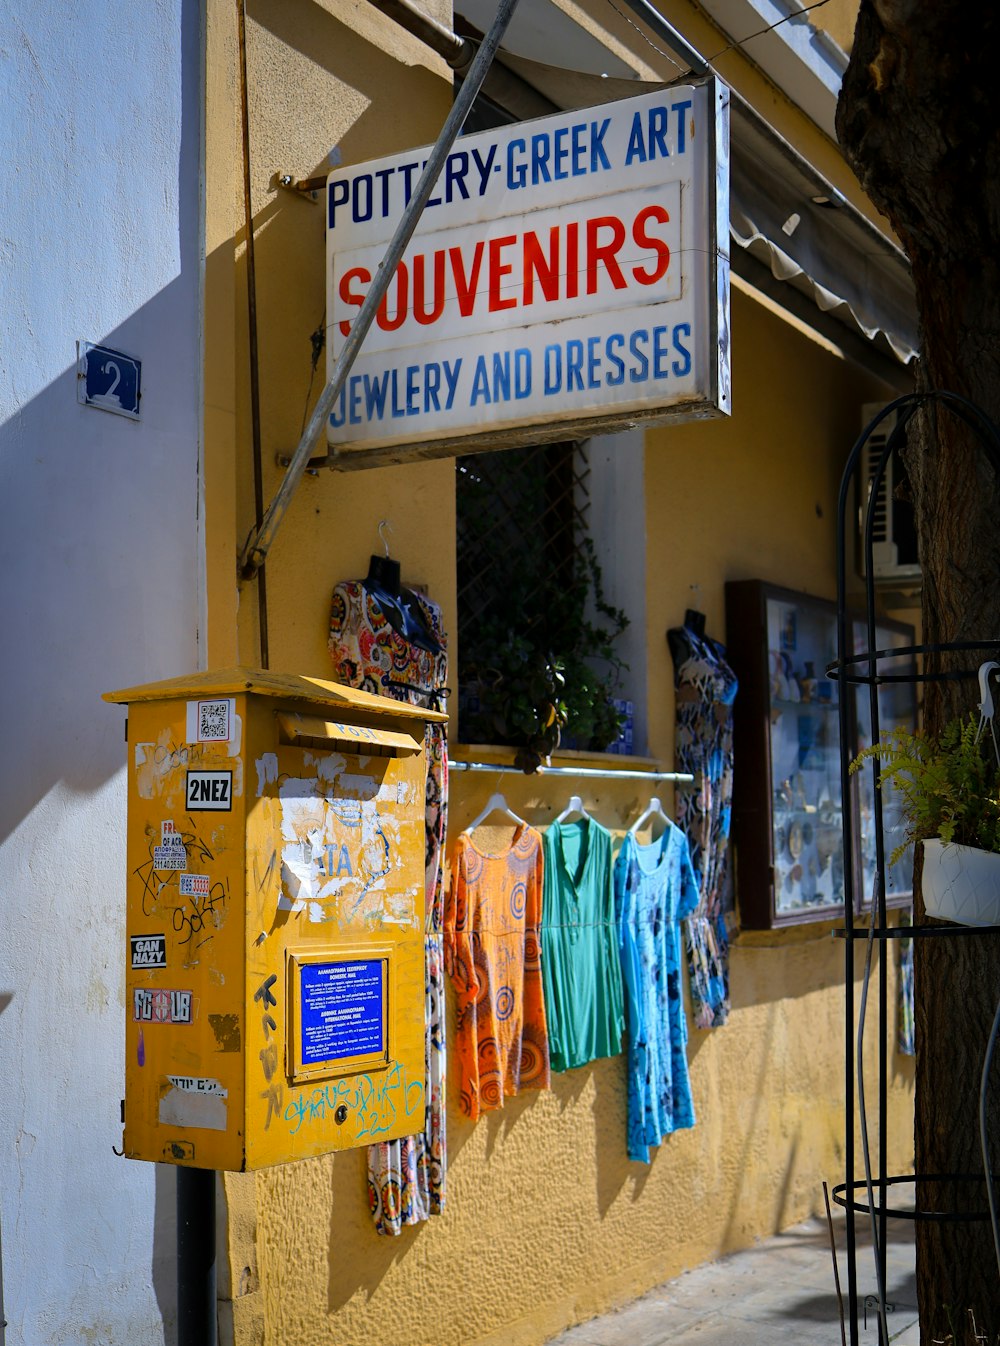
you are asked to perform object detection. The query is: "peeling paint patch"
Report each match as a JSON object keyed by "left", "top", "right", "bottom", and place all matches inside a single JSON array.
[
  {"left": 159, "top": 1078, "right": 228, "bottom": 1131},
  {"left": 313, "top": 752, "right": 346, "bottom": 782},
  {"left": 256, "top": 752, "right": 279, "bottom": 796},
  {"left": 208, "top": 1013, "right": 241, "bottom": 1052}
]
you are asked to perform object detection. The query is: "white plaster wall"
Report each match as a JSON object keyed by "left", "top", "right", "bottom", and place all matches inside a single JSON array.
[
  {"left": 0, "top": 2, "right": 202, "bottom": 1341},
  {"left": 585, "top": 431, "right": 649, "bottom": 753}
]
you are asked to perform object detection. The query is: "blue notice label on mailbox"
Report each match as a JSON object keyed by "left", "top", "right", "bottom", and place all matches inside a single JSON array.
[{"left": 299, "top": 959, "right": 385, "bottom": 1065}]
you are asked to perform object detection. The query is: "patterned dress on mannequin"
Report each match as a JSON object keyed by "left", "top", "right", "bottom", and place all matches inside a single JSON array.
[
  {"left": 328, "top": 579, "right": 448, "bottom": 1235},
  {"left": 669, "top": 624, "right": 738, "bottom": 1030}
]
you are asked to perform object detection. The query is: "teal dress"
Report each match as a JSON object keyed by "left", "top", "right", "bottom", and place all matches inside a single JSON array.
[
  {"left": 541, "top": 818, "right": 624, "bottom": 1073},
  {"left": 615, "top": 824, "right": 699, "bottom": 1162}
]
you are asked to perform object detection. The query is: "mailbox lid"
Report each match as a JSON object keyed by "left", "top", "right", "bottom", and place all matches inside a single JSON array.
[
  {"left": 103, "top": 666, "right": 447, "bottom": 726},
  {"left": 276, "top": 713, "right": 422, "bottom": 755}
]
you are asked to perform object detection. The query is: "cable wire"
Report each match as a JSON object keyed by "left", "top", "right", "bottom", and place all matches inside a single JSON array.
[
  {"left": 703, "top": 0, "right": 831, "bottom": 65},
  {"left": 603, "top": 0, "right": 831, "bottom": 79}
]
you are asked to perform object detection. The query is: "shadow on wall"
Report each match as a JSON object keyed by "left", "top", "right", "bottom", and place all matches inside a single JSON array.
[
  {"left": 325, "top": 1149, "right": 425, "bottom": 1311},
  {"left": 0, "top": 0, "right": 202, "bottom": 1340},
  {"left": 0, "top": 262, "right": 204, "bottom": 852},
  {"left": 154, "top": 1165, "right": 179, "bottom": 1346}
]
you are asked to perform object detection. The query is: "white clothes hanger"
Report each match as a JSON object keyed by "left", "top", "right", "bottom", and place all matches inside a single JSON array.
[
  {"left": 976, "top": 660, "right": 1000, "bottom": 767},
  {"left": 628, "top": 795, "right": 671, "bottom": 837},
  {"left": 555, "top": 794, "right": 591, "bottom": 823},
  {"left": 466, "top": 790, "right": 526, "bottom": 833}
]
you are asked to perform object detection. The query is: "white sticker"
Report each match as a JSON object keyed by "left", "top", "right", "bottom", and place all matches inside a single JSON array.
[
  {"left": 185, "top": 770, "right": 233, "bottom": 811},
  {"left": 133, "top": 988, "right": 193, "bottom": 1023},
  {"left": 131, "top": 934, "right": 167, "bottom": 968},
  {"left": 154, "top": 820, "right": 187, "bottom": 869},
  {"left": 159, "top": 1082, "right": 227, "bottom": 1131},
  {"left": 153, "top": 846, "right": 186, "bottom": 870},
  {"left": 167, "top": 1075, "right": 227, "bottom": 1097},
  {"left": 186, "top": 697, "right": 234, "bottom": 744},
  {"left": 179, "top": 874, "right": 210, "bottom": 899}
]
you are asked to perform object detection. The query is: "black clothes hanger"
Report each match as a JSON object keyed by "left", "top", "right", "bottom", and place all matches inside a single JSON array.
[
  {"left": 684, "top": 608, "right": 707, "bottom": 637},
  {"left": 366, "top": 551, "right": 401, "bottom": 594},
  {"left": 666, "top": 608, "right": 730, "bottom": 667},
  {"left": 362, "top": 523, "right": 443, "bottom": 655},
  {"left": 668, "top": 609, "right": 708, "bottom": 664}
]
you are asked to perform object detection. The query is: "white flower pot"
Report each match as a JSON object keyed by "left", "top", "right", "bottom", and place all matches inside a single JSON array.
[{"left": 921, "top": 838, "right": 1000, "bottom": 926}]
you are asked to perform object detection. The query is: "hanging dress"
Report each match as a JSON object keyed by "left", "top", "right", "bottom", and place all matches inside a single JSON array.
[
  {"left": 615, "top": 824, "right": 699, "bottom": 1163},
  {"left": 540, "top": 817, "right": 624, "bottom": 1072},
  {"left": 328, "top": 579, "right": 448, "bottom": 1236},
  {"left": 444, "top": 825, "right": 549, "bottom": 1119},
  {"left": 670, "top": 627, "right": 738, "bottom": 1029}
]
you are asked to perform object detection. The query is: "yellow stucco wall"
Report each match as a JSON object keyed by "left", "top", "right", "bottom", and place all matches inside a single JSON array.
[
  {"left": 815, "top": 0, "right": 859, "bottom": 54},
  {"left": 215, "top": 273, "right": 915, "bottom": 1346},
  {"left": 202, "top": 4, "right": 914, "bottom": 1344}
]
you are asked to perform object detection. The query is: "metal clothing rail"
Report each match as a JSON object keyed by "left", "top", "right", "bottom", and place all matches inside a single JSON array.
[{"left": 450, "top": 761, "right": 694, "bottom": 783}]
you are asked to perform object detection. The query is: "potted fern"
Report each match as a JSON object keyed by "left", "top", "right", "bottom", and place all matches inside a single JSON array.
[{"left": 851, "top": 713, "right": 1000, "bottom": 924}]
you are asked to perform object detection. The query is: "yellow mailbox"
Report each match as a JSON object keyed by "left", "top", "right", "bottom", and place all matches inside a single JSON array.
[{"left": 104, "top": 668, "right": 444, "bottom": 1171}]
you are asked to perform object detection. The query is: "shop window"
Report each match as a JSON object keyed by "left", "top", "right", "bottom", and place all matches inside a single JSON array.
[
  {"left": 453, "top": 45, "right": 640, "bottom": 769},
  {"left": 456, "top": 440, "right": 632, "bottom": 769}
]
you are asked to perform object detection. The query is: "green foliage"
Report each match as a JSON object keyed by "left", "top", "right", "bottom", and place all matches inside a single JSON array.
[
  {"left": 850, "top": 713, "right": 1000, "bottom": 864},
  {"left": 461, "top": 535, "right": 629, "bottom": 773}
]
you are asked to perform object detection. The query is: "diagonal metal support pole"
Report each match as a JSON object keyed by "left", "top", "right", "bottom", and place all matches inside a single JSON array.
[
  {"left": 618, "top": 0, "right": 708, "bottom": 77},
  {"left": 239, "top": 0, "right": 522, "bottom": 582}
]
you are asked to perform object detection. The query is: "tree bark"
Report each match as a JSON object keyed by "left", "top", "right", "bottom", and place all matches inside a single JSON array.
[{"left": 838, "top": 7, "right": 1000, "bottom": 1341}]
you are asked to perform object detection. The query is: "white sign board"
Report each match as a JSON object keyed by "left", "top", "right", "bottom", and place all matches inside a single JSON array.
[{"left": 326, "top": 80, "right": 729, "bottom": 454}]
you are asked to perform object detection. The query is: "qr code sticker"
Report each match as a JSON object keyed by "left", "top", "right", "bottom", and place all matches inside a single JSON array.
[{"left": 197, "top": 699, "right": 231, "bottom": 742}]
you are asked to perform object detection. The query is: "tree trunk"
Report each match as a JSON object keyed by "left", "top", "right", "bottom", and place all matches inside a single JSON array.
[{"left": 838, "top": 7, "right": 1000, "bottom": 1341}]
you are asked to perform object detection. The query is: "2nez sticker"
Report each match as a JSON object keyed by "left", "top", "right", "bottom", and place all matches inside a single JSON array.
[{"left": 185, "top": 770, "right": 232, "bottom": 811}]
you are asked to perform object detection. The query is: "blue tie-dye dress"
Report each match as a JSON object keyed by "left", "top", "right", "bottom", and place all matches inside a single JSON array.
[{"left": 615, "top": 824, "right": 699, "bottom": 1162}]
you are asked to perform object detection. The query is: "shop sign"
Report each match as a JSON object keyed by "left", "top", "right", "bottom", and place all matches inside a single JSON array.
[{"left": 326, "top": 79, "right": 730, "bottom": 454}]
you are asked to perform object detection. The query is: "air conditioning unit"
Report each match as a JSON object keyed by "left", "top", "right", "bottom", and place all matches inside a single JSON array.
[{"left": 858, "top": 402, "right": 921, "bottom": 583}]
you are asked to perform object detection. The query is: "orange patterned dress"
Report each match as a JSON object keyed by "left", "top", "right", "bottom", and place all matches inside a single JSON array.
[{"left": 444, "top": 825, "right": 550, "bottom": 1119}]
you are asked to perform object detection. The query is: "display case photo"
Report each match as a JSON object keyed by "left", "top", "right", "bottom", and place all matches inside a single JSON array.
[{"left": 724, "top": 580, "right": 915, "bottom": 929}]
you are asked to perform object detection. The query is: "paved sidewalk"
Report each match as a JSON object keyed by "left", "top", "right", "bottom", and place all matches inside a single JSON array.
[{"left": 547, "top": 1213, "right": 918, "bottom": 1346}]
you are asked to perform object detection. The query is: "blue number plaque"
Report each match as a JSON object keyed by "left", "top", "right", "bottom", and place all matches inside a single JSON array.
[{"left": 78, "top": 341, "right": 141, "bottom": 420}]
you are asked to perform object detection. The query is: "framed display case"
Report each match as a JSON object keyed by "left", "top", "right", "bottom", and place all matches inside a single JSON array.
[
  {"left": 724, "top": 580, "right": 915, "bottom": 929},
  {"left": 850, "top": 616, "right": 917, "bottom": 910}
]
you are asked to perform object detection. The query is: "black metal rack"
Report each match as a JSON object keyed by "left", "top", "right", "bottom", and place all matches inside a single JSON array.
[{"left": 830, "top": 391, "right": 1000, "bottom": 1346}]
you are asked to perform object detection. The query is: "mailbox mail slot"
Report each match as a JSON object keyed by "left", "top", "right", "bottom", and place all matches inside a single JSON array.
[{"left": 104, "top": 668, "right": 444, "bottom": 1171}]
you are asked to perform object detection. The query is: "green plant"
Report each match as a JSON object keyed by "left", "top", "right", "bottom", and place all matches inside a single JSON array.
[
  {"left": 850, "top": 712, "right": 1000, "bottom": 864},
  {"left": 460, "top": 536, "right": 629, "bottom": 773},
  {"left": 467, "top": 635, "right": 568, "bottom": 773}
]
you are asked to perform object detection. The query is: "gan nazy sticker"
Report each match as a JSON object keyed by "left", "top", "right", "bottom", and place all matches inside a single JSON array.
[{"left": 131, "top": 934, "right": 167, "bottom": 968}]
